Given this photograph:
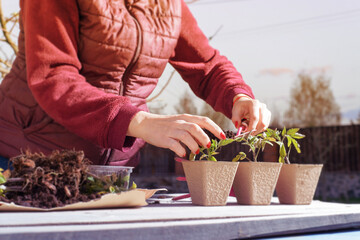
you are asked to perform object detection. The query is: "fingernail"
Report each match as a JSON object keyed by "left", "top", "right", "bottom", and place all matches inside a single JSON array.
[
  {"left": 206, "top": 142, "right": 211, "bottom": 148},
  {"left": 220, "top": 132, "right": 226, "bottom": 140},
  {"left": 235, "top": 121, "right": 239, "bottom": 128},
  {"left": 182, "top": 153, "right": 186, "bottom": 158},
  {"left": 195, "top": 149, "right": 200, "bottom": 155}
]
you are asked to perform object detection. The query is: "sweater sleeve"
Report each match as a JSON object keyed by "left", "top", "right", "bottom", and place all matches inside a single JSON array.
[
  {"left": 22, "top": 0, "right": 140, "bottom": 150},
  {"left": 169, "top": 1, "right": 255, "bottom": 119}
]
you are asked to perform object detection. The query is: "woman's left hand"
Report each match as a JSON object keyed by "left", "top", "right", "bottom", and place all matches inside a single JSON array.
[{"left": 231, "top": 94, "right": 271, "bottom": 135}]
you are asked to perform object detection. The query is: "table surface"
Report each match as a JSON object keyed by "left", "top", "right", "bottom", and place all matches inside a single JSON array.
[{"left": 1, "top": 194, "right": 360, "bottom": 240}]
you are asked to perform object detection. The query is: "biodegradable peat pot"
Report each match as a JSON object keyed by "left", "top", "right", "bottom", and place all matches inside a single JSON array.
[
  {"left": 182, "top": 161, "right": 239, "bottom": 206},
  {"left": 232, "top": 162, "right": 282, "bottom": 205},
  {"left": 276, "top": 164, "right": 323, "bottom": 205}
]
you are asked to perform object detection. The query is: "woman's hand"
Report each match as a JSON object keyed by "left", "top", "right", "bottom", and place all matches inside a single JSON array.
[
  {"left": 127, "top": 112, "right": 226, "bottom": 157},
  {"left": 231, "top": 94, "right": 271, "bottom": 134}
]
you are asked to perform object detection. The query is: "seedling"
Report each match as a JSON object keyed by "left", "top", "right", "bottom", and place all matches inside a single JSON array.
[
  {"left": 239, "top": 131, "right": 275, "bottom": 162},
  {"left": 0, "top": 168, "right": 6, "bottom": 197},
  {"left": 189, "top": 136, "right": 247, "bottom": 162},
  {"left": 188, "top": 130, "right": 280, "bottom": 163},
  {"left": 266, "top": 127, "right": 305, "bottom": 164}
]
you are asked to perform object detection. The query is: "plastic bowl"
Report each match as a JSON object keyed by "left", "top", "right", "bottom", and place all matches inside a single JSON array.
[{"left": 87, "top": 165, "right": 134, "bottom": 190}]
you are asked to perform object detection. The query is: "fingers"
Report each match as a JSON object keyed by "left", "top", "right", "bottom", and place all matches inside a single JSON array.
[
  {"left": 180, "top": 114, "right": 226, "bottom": 140},
  {"left": 166, "top": 138, "right": 187, "bottom": 158},
  {"left": 247, "top": 100, "right": 260, "bottom": 133},
  {"left": 247, "top": 102, "right": 271, "bottom": 134},
  {"left": 128, "top": 112, "right": 226, "bottom": 158},
  {"left": 232, "top": 98, "right": 272, "bottom": 135},
  {"left": 258, "top": 104, "right": 271, "bottom": 132},
  {"left": 176, "top": 120, "right": 211, "bottom": 148},
  {"left": 172, "top": 122, "right": 204, "bottom": 154},
  {"left": 162, "top": 115, "right": 223, "bottom": 157}
]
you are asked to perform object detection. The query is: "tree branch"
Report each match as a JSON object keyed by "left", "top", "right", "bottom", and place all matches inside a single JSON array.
[
  {"left": 146, "top": 70, "right": 176, "bottom": 103},
  {"left": 0, "top": 64, "right": 10, "bottom": 76},
  {"left": 0, "top": 0, "right": 18, "bottom": 54}
]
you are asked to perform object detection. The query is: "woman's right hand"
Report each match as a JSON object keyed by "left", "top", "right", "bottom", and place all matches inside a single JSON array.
[{"left": 127, "top": 111, "right": 226, "bottom": 157}]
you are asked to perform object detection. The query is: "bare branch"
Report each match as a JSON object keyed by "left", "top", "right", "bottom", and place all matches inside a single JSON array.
[
  {"left": 8, "top": 20, "right": 18, "bottom": 34},
  {"left": 5, "top": 12, "right": 19, "bottom": 23},
  {"left": 146, "top": 70, "right": 176, "bottom": 103},
  {"left": 0, "top": 0, "right": 18, "bottom": 54},
  {"left": 0, "top": 64, "right": 9, "bottom": 75},
  {"left": 208, "top": 25, "right": 223, "bottom": 41},
  {"left": 0, "top": 57, "right": 12, "bottom": 68}
]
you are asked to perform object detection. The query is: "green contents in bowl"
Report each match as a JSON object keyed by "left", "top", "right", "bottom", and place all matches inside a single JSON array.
[{"left": 83, "top": 165, "right": 134, "bottom": 194}]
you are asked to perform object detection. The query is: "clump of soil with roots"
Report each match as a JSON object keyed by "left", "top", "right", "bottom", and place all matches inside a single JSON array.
[{"left": 1, "top": 150, "right": 101, "bottom": 209}]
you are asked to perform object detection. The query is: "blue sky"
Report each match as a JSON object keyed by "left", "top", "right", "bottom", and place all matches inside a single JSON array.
[{"left": 3, "top": 0, "right": 360, "bottom": 124}]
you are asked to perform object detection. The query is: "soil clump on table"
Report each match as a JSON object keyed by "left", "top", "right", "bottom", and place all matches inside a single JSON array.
[{"left": 1, "top": 150, "right": 100, "bottom": 209}]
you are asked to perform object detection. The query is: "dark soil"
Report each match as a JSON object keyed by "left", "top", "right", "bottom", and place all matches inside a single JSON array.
[
  {"left": 225, "top": 130, "right": 236, "bottom": 139},
  {"left": 2, "top": 150, "right": 100, "bottom": 209},
  {"left": 203, "top": 129, "right": 236, "bottom": 141}
]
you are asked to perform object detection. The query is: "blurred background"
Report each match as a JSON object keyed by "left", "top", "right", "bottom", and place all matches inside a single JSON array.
[{"left": 1, "top": 0, "right": 359, "bottom": 202}]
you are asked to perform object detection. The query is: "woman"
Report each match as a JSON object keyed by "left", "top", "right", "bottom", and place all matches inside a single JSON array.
[{"left": 0, "top": 0, "right": 270, "bottom": 167}]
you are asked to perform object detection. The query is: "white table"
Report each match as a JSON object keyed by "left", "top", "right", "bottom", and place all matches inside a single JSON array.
[{"left": 1, "top": 195, "right": 360, "bottom": 240}]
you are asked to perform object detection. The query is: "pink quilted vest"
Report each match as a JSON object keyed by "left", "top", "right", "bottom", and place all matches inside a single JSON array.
[{"left": 0, "top": 0, "right": 181, "bottom": 165}]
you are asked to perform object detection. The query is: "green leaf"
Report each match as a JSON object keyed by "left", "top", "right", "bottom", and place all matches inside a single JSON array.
[
  {"left": 248, "top": 136, "right": 257, "bottom": 145},
  {"left": 0, "top": 176, "right": 5, "bottom": 185},
  {"left": 232, "top": 152, "right": 246, "bottom": 162},
  {"left": 278, "top": 156, "right": 285, "bottom": 164},
  {"left": 286, "top": 136, "right": 292, "bottom": 147},
  {"left": 212, "top": 139, "right": 218, "bottom": 149},
  {"left": 189, "top": 153, "right": 196, "bottom": 161},
  {"left": 292, "top": 133, "right": 305, "bottom": 139},
  {"left": 109, "top": 186, "right": 116, "bottom": 193},
  {"left": 280, "top": 143, "right": 286, "bottom": 159},
  {"left": 0, "top": 168, "right": 6, "bottom": 185},
  {"left": 220, "top": 138, "right": 236, "bottom": 146},
  {"left": 209, "top": 156, "right": 217, "bottom": 162},
  {"left": 130, "top": 181, "right": 137, "bottom": 189},
  {"left": 264, "top": 140, "right": 274, "bottom": 146},
  {"left": 292, "top": 138, "right": 301, "bottom": 153},
  {"left": 87, "top": 176, "right": 95, "bottom": 182},
  {"left": 232, "top": 155, "right": 240, "bottom": 162},
  {"left": 266, "top": 128, "right": 275, "bottom": 136},
  {"left": 281, "top": 127, "right": 286, "bottom": 137},
  {"left": 239, "top": 152, "right": 246, "bottom": 160},
  {"left": 121, "top": 175, "right": 130, "bottom": 183},
  {"left": 287, "top": 128, "right": 299, "bottom": 136},
  {"left": 261, "top": 140, "right": 268, "bottom": 151},
  {"left": 268, "top": 129, "right": 281, "bottom": 141}
]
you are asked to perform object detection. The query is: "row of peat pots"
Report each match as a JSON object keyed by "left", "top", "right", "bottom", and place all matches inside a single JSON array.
[{"left": 182, "top": 161, "right": 323, "bottom": 206}]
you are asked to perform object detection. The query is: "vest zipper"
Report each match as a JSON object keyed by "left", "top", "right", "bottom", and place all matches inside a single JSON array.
[
  {"left": 107, "top": 3, "right": 142, "bottom": 165},
  {"left": 120, "top": 4, "right": 143, "bottom": 95}
]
